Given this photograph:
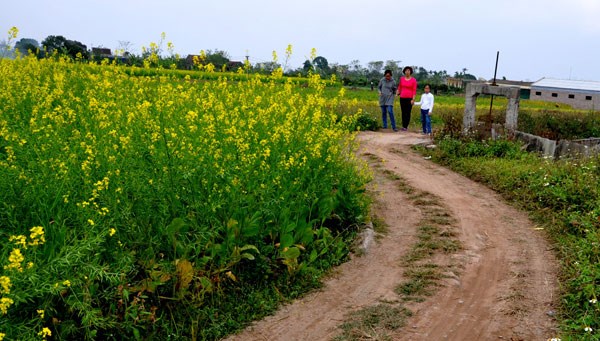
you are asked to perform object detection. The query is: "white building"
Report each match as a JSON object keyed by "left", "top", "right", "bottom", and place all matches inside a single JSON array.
[{"left": 530, "top": 78, "right": 600, "bottom": 110}]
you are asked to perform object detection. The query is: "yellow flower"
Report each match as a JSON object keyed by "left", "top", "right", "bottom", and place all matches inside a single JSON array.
[
  {"left": 0, "top": 332, "right": 5, "bottom": 340},
  {"left": 4, "top": 248, "right": 24, "bottom": 272},
  {"left": 8, "top": 26, "right": 19, "bottom": 40},
  {"left": 88, "top": 219, "right": 95, "bottom": 226},
  {"left": 0, "top": 276, "right": 11, "bottom": 294},
  {"left": 38, "top": 327, "right": 52, "bottom": 338},
  {"left": 37, "top": 309, "right": 45, "bottom": 318},
  {"left": 109, "top": 228, "right": 116, "bottom": 236},
  {"left": 9, "top": 235, "right": 27, "bottom": 248},
  {"left": 29, "top": 226, "right": 46, "bottom": 245},
  {"left": 0, "top": 297, "right": 14, "bottom": 314},
  {"left": 310, "top": 47, "right": 317, "bottom": 61},
  {"left": 62, "top": 280, "right": 71, "bottom": 287}
]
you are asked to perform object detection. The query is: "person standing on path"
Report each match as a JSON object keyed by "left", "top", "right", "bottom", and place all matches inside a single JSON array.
[
  {"left": 378, "top": 69, "right": 398, "bottom": 131},
  {"left": 396, "top": 66, "right": 417, "bottom": 131},
  {"left": 414, "top": 84, "right": 434, "bottom": 135}
]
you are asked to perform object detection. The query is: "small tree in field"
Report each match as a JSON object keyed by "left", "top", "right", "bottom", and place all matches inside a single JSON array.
[{"left": 15, "top": 38, "right": 39, "bottom": 56}]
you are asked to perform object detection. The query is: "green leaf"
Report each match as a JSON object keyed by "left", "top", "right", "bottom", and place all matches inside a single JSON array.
[
  {"left": 309, "top": 249, "right": 318, "bottom": 263},
  {"left": 284, "top": 222, "right": 296, "bottom": 234},
  {"left": 300, "top": 227, "right": 314, "bottom": 245},
  {"left": 242, "top": 225, "right": 259, "bottom": 237},
  {"left": 281, "top": 246, "right": 300, "bottom": 260},
  {"left": 199, "top": 276, "right": 213, "bottom": 293},
  {"left": 242, "top": 211, "right": 263, "bottom": 237},
  {"left": 167, "top": 217, "right": 186, "bottom": 233},
  {"left": 280, "top": 234, "right": 294, "bottom": 248},
  {"left": 241, "top": 253, "right": 255, "bottom": 260},
  {"left": 239, "top": 244, "right": 259, "bottom": 253}
]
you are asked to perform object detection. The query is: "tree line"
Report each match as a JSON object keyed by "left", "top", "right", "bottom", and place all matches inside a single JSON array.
[{"left": 1, "top": 34, "right": 477, "bottom": 91}]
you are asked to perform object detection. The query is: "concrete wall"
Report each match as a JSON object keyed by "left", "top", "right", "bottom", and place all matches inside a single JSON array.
[
  {"left": 514, "top": 131, "right": 600, "bottom": 159},
  {"left": 530, "top": 88, "right": 600, "bottom": 110}
]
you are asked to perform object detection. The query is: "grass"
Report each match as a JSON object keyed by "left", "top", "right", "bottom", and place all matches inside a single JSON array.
[{"left": 334, "top": 304, "right": 413, "bottom": 341}]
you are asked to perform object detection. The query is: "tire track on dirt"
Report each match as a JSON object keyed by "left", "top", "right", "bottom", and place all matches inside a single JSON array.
[
  {"left": 360, "top": 131, "right": 559, "bottom": 340},
  {"left": 225, "top": 131, "right": 559, "bottom": 341}
]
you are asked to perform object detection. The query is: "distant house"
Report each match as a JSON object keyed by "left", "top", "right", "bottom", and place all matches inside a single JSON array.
[
  {"left": 445, "top": 77, "right": 466, "bottom": 89},
  {"left": 226, "top": 61, "right": 244, "bottom": 71},
  {"left": 184, "top": 56, "right": 245, "bottom": 71},
  {"left": 91, "top": 48, "right": 112, "bottom": 58},
  {"left": 530, "top": 78, "right": 600, "bottom": 110}
]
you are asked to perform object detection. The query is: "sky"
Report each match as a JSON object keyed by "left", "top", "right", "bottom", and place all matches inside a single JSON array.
[{"left": 2, "top": 0, "right": 600, "bottom": 82}]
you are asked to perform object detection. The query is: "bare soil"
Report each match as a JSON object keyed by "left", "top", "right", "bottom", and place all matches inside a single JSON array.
[{"left": 225, "top": 130, "right": 559, "bottom": 341}]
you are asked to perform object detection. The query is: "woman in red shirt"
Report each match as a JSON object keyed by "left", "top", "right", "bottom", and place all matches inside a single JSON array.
[{"left": 396, "top": 66, "right": 417, "bottom": 131}]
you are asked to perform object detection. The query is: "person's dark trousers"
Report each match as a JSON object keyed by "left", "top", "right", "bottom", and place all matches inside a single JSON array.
[{"left": 400, "top": 97, "right": 413, "bottom": 129}]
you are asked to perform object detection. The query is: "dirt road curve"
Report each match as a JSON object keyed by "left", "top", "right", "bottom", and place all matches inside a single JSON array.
[{"left": 226, "top": 130, "right": 559, "bottom": 341}]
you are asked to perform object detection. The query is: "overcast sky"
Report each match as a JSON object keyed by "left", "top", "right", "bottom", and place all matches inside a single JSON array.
[{"left": 2, "top": 0, "right": 599, "bottom": 81}]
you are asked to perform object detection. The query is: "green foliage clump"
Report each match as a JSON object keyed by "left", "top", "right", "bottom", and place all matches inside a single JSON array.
[
  {"left": 435, "top": 136, "right": 524, "bottom": 159},
  {"left": 353, "top": 111, "right": 380, "bottom": 131},
  {"left": 518, "top": 110, "right": 600, "bottom": 140},
  {"left": 0, "top": 56, "right": 370, "bottom": 340}
]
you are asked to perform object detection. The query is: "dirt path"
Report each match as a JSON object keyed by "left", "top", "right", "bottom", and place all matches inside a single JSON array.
[{"left": 226, "top": 130, "right": 559, "bottom": 341}]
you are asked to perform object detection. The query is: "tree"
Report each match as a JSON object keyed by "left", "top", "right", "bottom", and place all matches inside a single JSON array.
[
  {"left": 367, "top": 61, "right": 384, "bottom": 81},
  {"left": 349, "top": 59, "right": 362, "bottom": 73},
  {"left": 253, "top": 61, "right": 280, "bottom": 74},
  {"left": 347, "top": 60, "right": 368, "bottom": 86},
  {"left": 367, "top": 61, "right": 383, "bottom": 74},
  {"left": 429, "top": 70, "right": 449, "bottom": 86},
  {"left": 15, "top": 38, "right": 39, "bottom": 56},
  {"left": 453, "top": 70, "right": 477, "bottom": 80},
  {"left": 64, "top": 39, "right": 88, "bottom": 59},
  {"left": 204, "top": 49, "right": 230, "bottom": 70},
  {"left": 313, "top": 56, "right": 330, "bottom": 76},
  {"left": 0, "top": 39, "right": 15, "bottom": 59},
  {"left": 413, "top": 66, "right": 430, "bottom": 82},
  {"left": 330, "top": 63, "right": 350, "bottom": 83},
  {"left": 302, "top": 59, "right": 312, "bottom": 73},
  {"left": 41, "top": 35, "right": 88, "bottom": 59},
  {"left": 383, "top": 60, "right": 401, "bottom": 79},
  {"left": 116, "top": 40, "right": 133, "bottom": 56},
  {"left": 463, "top": 73, "right": 477, "bottom": 80},
  {"left": 41, "top": 35, "right": 68, "bottom": 54}
]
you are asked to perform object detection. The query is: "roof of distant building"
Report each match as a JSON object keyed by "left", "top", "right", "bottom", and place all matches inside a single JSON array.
[
  {"left": 92, "top": 47, "right": 112, "bottom": 56},
  {"left": 531, "top": 78, "right": 600, "bottom": 93},
  {"left": 489, "top": 79, "right": 533, "bottom": 88}
]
